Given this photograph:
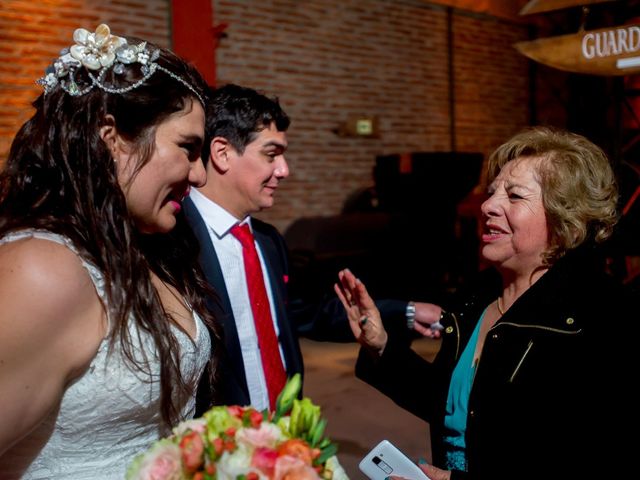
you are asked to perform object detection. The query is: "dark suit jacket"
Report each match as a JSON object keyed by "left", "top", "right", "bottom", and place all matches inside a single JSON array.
[{"left": 184, "top": 197, "right": 405, "bottom": 414}]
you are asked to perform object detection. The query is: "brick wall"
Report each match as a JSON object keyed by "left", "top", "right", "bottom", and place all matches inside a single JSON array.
[
  {"left": 452, "top": 11, "right": 531, "bottom": 184},
  {"left": 0, "top": 0, "right": 170, "bottom": 167},
  {"left": 0, "top": 0, "right": 531, "bottom": 232},
  {"left": 213, "top": 0, "right": 531, "bottom": 231}
]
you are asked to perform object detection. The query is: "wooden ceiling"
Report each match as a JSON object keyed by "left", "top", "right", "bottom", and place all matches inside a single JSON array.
[
  {"left": 425, "top": 0, "right": 532, "bottom": 20},
  {"left": 426, "top": 1, "right": 619, "bottom": 21}
]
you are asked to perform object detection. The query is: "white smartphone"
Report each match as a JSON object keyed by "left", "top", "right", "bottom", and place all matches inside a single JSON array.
[{"left": 359, "top": 439, "right": 431, "bottom": 480}]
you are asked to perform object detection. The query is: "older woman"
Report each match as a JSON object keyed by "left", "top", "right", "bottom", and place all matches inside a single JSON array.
[{"left": 336, "top": 127, "right": 635, "bottom": 480}]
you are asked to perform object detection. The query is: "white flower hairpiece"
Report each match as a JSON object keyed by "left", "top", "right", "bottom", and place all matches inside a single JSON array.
[
  {"left": 71, "top": 24, "right": 126, "bottom": 70},
  {"left": 36, "top": 24, "right": 204, "bottom": 106}
]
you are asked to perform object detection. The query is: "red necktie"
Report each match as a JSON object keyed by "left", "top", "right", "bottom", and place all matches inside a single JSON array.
[{"left": 231, "top": 223, "right": 287, "bottom": 410}]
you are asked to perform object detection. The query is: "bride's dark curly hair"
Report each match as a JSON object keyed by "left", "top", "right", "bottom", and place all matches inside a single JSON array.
[{"left": 0, "top": 38, "right": 220, "bottom": 427}]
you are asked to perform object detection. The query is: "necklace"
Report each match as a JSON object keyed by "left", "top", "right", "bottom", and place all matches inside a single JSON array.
[{"left": 496, "top": 297, "right": 505, "bottom": 315}]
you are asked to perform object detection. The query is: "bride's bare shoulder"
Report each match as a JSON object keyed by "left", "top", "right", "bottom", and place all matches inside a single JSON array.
[
  {"left": 0, "top": 236, "right": 103, "bottom": 316},
  {"left": 0, "top": 236, "right": 107, "bottom": 369},
  {"left": 0, "top": 236, "right": 107, "bottom": 456}
]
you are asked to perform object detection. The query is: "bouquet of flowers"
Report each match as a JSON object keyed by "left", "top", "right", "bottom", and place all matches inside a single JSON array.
[{"left": 126, "top": 374, "right": 349, "bottom": 480}]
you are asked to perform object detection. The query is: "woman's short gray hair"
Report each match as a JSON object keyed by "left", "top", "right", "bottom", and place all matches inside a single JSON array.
[{"left": 487, "top": 127, "right": 619, "bottom": 265}]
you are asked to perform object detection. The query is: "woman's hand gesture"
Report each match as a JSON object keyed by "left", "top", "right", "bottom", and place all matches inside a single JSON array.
[{"left": 334, "top": 269, "right": 388, "bottom": 355}]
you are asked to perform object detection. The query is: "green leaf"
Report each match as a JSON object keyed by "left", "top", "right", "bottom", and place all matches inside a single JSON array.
[
  {"left": 309, "top": 418, "right": 327, "bottom": 447},
  {"left": 288, "top": 399, "right": 302, "bottom": 436},
  {"left": 316, "top": 443, "right": 338, "bottom": 465},
  {"left": 274, "top": 373, "right": 302, "bottom": 421},
  {"left": 318, "top": 437, "right": 331, "bottom": 448}
]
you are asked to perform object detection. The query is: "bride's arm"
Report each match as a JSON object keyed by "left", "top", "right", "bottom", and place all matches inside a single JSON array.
[{"left": 0, "top": 238, "right": 107, "bottom": 457}]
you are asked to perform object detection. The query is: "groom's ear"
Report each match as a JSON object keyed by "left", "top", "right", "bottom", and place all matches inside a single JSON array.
[{"left": 210, "top": 137, "right": 232, "bottom": 173}]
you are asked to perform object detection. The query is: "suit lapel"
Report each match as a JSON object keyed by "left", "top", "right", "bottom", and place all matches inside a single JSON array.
[{"left": 184, "top": 197, "right": 250, "bottom": 402}]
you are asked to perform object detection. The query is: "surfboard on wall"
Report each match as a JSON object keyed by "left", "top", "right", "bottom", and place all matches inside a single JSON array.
[
  {"left": 514, "top": 23, "right": 640, "bottom": 75},
  {"left": 515, "top": 0, "right": 638, "bottom": 75}
]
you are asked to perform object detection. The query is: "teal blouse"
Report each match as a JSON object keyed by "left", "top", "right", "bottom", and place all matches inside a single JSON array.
[{"left": 442, "top": 308, "right": 486, "bottom": 471}]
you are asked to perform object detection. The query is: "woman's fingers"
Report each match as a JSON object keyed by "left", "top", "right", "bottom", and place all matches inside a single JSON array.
[
  {"left": 337, "top": 270, "right": 357, "bottom": 304},
  {"left": 339, "top": 270, "right": 359, "bottom": 306},
  {"left": 413, "top": 322, "right": 441, "bottom": 339},
  {"left": 353, "top": 278, "right": 376, "bottom": 310},
  {"left": 334, "top": 278, "right": 366, "bottom": 339},
  {"left": 336, "top": 269, "right": 388, "bottom": 349},
  {"left": 419, "top": 463, "right": 451, "bottom": 480},
  {"left": 334, "top": 283, "right": 359, "bottom": 318},
  {"left": 333, "top": 283, "right": 349, "bottom": 310}
]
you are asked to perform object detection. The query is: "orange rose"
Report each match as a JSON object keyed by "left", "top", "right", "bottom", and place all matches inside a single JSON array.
[
  {"left": 212, "top": 437, "right": 224, "bottom": 456},
  {"left": 277, "top": 439, "right": 314, "bottom": 465},
  {"left": 249, "top": 410, "right": 264, "bottom": 428},
  {"left": 179, "top": 431, "right": 204, "bottom": 473}
]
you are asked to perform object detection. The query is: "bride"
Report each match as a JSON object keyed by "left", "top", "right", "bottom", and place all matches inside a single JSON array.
[{"left": 0, "top": 24, "right": 219, "bottom": 479}]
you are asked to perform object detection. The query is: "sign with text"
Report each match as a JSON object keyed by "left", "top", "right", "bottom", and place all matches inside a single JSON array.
[{"left": 514, "top": 24, "right": 640, "bottom": 75}]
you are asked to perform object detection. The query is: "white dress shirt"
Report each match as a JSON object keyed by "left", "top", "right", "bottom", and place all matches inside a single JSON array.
[{"left": 189, "top": 188, "right": 285, "bottom": 411}]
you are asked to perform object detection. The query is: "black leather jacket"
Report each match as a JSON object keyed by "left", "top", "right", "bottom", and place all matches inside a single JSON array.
[{"left": 356, "top": 244, "right": 636, "bottom": 479}]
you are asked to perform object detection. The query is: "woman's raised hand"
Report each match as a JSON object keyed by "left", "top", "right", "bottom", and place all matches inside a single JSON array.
[{"left": 334, "top": 268, "right": 388, "bottom": 354}]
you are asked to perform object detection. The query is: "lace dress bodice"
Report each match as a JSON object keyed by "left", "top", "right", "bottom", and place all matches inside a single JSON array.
[{"left": 0, "top": 230, "right": 211, "bottom": 479}]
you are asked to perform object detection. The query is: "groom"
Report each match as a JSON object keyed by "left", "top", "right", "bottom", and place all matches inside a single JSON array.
[{"left": 185, "top": 84, "right": 439, "bottom": 414}]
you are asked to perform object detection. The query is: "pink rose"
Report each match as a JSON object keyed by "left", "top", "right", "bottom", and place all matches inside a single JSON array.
[
  {"left": 251, "top": 447, "right": 279, "bottom": 477},
  {"left": 228, "top": 405, "right": 244, "bottom": 418},
  {"left": 127, "top": 440, "right": 182, "bottom": 480},
  {"left": 274, "top": 455, "right": 321, "bottom": 480},
  {"left": 236, "top": 423, "right": 283, "bottom": 449}
]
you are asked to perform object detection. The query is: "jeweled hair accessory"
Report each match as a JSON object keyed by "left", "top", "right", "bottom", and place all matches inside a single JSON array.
[{"left": 36, "top": 24, "right": 204, "bottom": 106}]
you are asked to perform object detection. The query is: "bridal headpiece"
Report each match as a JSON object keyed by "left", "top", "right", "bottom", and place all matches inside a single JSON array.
[{"left": 37, "top": 24, "right": 204, "bottom": 105}]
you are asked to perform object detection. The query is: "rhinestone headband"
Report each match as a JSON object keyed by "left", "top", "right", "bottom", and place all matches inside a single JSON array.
[{"left": 36, "top": 24, "right": 205, "bottom": 106}]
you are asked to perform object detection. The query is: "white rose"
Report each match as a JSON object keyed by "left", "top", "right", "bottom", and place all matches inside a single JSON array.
[{"left": 216, "top": 445, "right": 253, "bottom": 480}]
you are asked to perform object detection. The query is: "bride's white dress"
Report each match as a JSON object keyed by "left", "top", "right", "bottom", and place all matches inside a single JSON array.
[{"left": 0, "top": 230, "right": 211, "bottom": 479}]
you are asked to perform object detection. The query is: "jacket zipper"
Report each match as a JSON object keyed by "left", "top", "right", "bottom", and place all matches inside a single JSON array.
[
  {"left": 496, "top": 322, "right": 582, "bottom": 335},
  {"left": 509, "top": 340, "right": 533, "bottom": 383},
  {"left": 451, "top": 312, "right": 461, "bottom": 361},
  {"left": 475, "top": 322, "right": 580, "bottom": 384}
]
